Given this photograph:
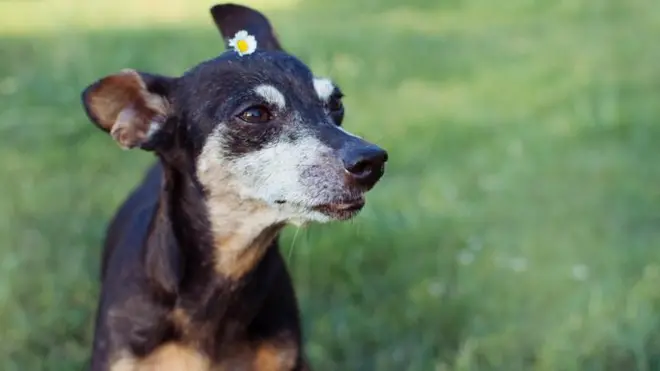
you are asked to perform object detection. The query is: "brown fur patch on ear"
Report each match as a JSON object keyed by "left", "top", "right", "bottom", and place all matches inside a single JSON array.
[{"left": 85, "top": 69, "right": 169, "bottom": 149}]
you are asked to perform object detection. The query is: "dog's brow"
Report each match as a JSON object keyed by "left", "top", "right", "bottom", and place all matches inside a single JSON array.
[
  {"left": 254, "top": 85, "right": 286, "bottom": 110},
  {"left": 337, "top": 125, "right": 362, "bottom": 139},
  {"left": 312, "top": 78, "right": 335, "bottom": 102}
]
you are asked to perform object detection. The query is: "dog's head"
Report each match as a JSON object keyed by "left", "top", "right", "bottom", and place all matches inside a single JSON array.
[{"left": 81, "top": 4, "right": 387, "bottom": 224}]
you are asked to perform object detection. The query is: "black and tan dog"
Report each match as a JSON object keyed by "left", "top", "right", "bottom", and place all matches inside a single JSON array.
[{"left": 81, "top": 4, "right": 387, "bottom": 370}]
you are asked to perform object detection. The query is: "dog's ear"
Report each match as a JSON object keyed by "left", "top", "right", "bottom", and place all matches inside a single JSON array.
[
  {"left": 81, "top": 69, "right": 175, "bottom": 150},
  {"left": 210, "top": 3, "right": 284, "bottom": 52}
]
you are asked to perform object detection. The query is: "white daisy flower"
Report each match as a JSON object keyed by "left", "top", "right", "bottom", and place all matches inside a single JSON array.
[{"left": 228, "top": 30, "right": 257, "bottom": 56}]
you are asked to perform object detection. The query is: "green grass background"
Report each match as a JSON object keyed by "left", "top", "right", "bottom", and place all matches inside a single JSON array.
[{"left": 1, "top": 0, "right": 660, "bottom": 370}]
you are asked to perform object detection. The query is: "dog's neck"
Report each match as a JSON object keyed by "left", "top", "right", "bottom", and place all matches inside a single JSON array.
[{"left": 144, "top": 158, "right": 285, "bottom": 334}]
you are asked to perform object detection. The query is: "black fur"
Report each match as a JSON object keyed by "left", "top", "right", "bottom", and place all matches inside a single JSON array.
[
  {"left": 83, "top": 3, "right": 387, "bottom": 370},
  {"left": 90, "top": 160, "right": 306, "bottom": 368}
]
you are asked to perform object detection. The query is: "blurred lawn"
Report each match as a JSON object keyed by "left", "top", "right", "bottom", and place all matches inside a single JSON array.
[{"left": 1, "top": 0, "right": 660, "bottom": 370}]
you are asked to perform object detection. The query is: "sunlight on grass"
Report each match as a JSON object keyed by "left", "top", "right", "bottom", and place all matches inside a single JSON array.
[{"left": 0, "top": 0, "right": 299, "bottom": 35}]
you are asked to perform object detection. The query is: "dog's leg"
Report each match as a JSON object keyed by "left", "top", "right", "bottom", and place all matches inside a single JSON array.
[{"left": 247, "top": 247, "right": 308, "bottom": 371}]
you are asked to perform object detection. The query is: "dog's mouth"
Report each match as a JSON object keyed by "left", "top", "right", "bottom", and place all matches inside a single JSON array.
[{"left": 311, "top": 197, "right": 365, "bottom": 220}]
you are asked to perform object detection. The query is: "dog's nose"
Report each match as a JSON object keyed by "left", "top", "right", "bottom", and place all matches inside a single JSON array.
[{"left": 342, "top": 145, "right": 388, "bottom": 189}]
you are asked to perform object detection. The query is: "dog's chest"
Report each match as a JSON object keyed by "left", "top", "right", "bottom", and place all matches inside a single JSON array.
[
  {"left": 111, "top": 343, "right": 209, "bottom": 370},
  {"left": 111, "top": 341, "right": 297, "bottom": 371}
]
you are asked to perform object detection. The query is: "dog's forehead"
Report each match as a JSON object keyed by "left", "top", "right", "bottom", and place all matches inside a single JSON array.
[{"left": 185, "top": 51, "right": 326, "bottom": 95}]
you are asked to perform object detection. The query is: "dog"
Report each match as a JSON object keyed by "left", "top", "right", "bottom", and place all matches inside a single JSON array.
[{"left": 81, "top": 4, "right": 388, "bottom": 370}]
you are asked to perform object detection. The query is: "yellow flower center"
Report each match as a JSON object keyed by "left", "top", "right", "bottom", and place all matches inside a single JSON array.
[{"left": 237, "top": 39, "right": 249, "bottom": 53}]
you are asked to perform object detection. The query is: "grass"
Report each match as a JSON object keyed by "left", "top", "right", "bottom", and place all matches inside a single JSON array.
[{"left": 1, "top": 0, "right": 660, "bottom": 370}]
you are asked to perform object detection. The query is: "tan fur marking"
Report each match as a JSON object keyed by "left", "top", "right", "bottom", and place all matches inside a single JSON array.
[
  {"left": 212, "top": 221, "right": 283, "bottom": 279},
  {"left": 196, "top": 156, "right": 285, "bottom": 279},
  {"left": 171, "top": 308, "right": 193, "bottom": 338},
  {"left": 110, "top": 344, "right": 211, "bottom": 371},
  {"left": 253, "top": 342, "right": 298, "bottom": 371},
  {"left": 109, "top": 353, "right": 134, "bottom": 371}
]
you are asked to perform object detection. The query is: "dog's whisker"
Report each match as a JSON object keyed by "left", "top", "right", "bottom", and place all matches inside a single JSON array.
[{"left": 287, "top": 226, "right": 302, "bottom": 262}]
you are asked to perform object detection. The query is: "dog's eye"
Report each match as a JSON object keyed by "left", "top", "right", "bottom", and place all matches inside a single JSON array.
[
  {"left": 238, "top": 106, "right": 272, "bottom": 124},
  {"left": 327, "top": 95, "right": 343, "bottom": 112},
  {"left": 326, "top": 92, "right": 345, "bottom": 126}
]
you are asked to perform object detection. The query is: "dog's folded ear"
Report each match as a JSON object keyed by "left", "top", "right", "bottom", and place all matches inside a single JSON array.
[
  {"left": 210, "top": 3, "right": 284, "bottom": 52},
  {"left": 81, "top": 69, "right": 175, "bottom": 150}
]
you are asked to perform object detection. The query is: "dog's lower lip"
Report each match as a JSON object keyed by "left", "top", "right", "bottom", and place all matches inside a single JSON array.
[
  {"left": 332, "top": 201, "right": 364, "bottom": 211},
  {"left": 315, "top": 199, "right": 364, "bottom": 210},
  {"left": 311, "top": 198, "right": 365, "bottom": 218}
]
